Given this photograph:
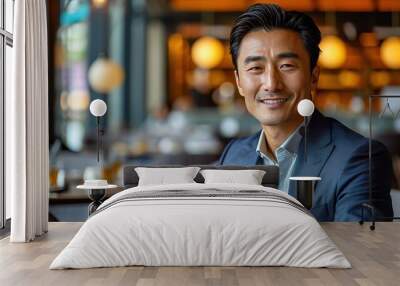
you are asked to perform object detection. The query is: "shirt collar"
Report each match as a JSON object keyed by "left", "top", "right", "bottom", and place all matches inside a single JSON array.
[{"left": 256, "top": 124, "right": 303, "bottom": 159}]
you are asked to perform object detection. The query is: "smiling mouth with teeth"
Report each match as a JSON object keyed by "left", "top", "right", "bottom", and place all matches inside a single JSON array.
[{"left": 257, "top": 98, "right": 289, "bottom": 108}]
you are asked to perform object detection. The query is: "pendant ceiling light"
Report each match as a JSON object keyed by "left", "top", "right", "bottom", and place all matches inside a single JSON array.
[
  {"left": 319, "top": 35, "right": 347, "bottom": 69},
  {"left": 191, "top": 36, "right": 225, "bottom": 69},
  {"left": 380, "top": 36, "right": 400, "bottom": 69},
  {"left": 88, "top": 57, "right": 125, "bottom": 93}
]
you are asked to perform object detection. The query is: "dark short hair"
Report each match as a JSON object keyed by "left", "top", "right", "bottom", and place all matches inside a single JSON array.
[{"left": 230, "top": 3, "right": 321, "bottom": 72}]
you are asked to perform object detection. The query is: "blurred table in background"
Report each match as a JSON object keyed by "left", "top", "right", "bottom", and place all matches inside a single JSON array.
[{"left": 49, "top": 184, "right": 123, "bottom": 222}]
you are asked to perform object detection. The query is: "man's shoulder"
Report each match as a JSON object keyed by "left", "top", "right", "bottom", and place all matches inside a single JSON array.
[
  {"left": 325, "top": 115, "right": 388, "bottom": 155},
  {"left": 218, "top": 131, "right": 261, "bottom": 165},
  {"left": 228, "top": 131, "right": 261, "bottom": 149},
  {"left": 325, "top": 115, "right": 367, "bottom": 147}
]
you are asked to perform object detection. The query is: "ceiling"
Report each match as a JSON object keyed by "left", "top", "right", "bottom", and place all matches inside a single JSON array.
[{"left": 170, "top": 0, "right": 400, "bottom": 12}]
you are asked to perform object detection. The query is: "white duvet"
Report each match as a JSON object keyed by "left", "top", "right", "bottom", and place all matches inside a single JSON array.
[{"left": 50, "top": 183, "right": 351, "bottom": 269}]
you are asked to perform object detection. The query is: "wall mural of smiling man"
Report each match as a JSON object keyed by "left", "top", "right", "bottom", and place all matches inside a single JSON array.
[{"left": 219, "top": 3, "right": 394, "bottom": 221}]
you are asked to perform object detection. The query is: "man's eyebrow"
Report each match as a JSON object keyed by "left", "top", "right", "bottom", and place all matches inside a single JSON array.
[
  {"left": 243, "top": 52, "right": 300, "bottom": 65},
  {"left": 243, "top": 56, "right": 266, "bottom": 65},
  {"left": 276, "top": 52, "right": 300, "bottom": 59}
]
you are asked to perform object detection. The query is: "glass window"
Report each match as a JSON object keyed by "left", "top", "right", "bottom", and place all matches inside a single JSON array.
[
  {"left": 1, "top": 0, "right": 13, "bottom": 229},
  {"left": 0, "top": 1, "right": 3, "bottom": 28},
  {"left": 5, "top": 0, "right": 14, "bottom": 33},
  {"left": 5, "top": 44, "right": 12, "bottom": 220}
]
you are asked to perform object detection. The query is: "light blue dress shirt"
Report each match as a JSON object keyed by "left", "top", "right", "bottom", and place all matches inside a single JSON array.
[{"left": 256, "top": 126, "right": 302, "bottom": 193}]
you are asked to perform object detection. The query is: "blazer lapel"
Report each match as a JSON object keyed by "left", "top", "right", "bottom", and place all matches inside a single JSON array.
[
  {"left": 288, "top": 111, "right": 335, "bottom": 196},
  {"left": 241, "top": 130, "right": 263, "bottom": 165}
]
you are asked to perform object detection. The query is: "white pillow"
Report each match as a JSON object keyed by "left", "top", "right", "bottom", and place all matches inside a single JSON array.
[
  {"left": 135, "top": 167, "right": 200, "bottom": 186},
  {"left": 200, "top": 169, "right": 266, "bottom": 185}
]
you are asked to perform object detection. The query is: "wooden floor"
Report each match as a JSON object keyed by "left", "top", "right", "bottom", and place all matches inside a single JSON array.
[{"left": 0, "top": 222, "right": 399, "bottom": 286}]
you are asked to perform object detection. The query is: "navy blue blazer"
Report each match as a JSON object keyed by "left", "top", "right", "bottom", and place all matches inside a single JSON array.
[{"left": 218, "top": 110, "right": 394, "bottom": 221}]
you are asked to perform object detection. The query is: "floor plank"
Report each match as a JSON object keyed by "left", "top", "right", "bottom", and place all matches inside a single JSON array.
[{"left": 0, "top": 222, "right": 399, "bottom": 286}]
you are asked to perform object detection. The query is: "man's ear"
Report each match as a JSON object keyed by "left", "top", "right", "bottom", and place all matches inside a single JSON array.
[
  {"left": 311, "top": 66, "right": 320, "bottom": 92},
  {"left": 234, "top": 70, "right": 244, "bottom": 97}
]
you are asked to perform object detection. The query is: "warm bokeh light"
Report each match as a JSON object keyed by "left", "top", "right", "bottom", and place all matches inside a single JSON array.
[
  {"left": 92, "top": 0, "right": 107, "bottom": 9},
  {"left": 88, "top": 57, "right": 125, "bottom": 93},
  {"left": 60, "top": 91, "right": 68, "bottom": 111},
  {"left": 380, "top": 36, "right": 400, "bottom": 69},
  {"left": 319, "top": 35, "right": 347, "bottom": 69},
  {"left": 68, "top": 90, "right": 90, "bottom": 111},
  {"left": 370, "top": 71, "right": 391, "bottom": 87},
  {"left": 191, "top": 36, "right": 225, "bottom": 69},
  {"left": 338, "top": 70, "right": 361, "bottom": 88},
  {"left": 213, "top": 81, "right": 235, "bottom": 105},
  {"left": 359, "top": 32, "right": 378, "bottom": 47}
]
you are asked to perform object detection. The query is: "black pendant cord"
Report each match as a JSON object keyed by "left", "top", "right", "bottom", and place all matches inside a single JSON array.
[
  {"left": 96, "top": 116, "right": 100, "bottom": 163},
  {"left": 304, "top": 116, "right": 308, "bottom": 164}
]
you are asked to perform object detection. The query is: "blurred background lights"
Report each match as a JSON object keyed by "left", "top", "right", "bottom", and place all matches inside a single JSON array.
[
  {"left": 191, "top": 36, "right": 224, "bottom": 69},
  {"left": 158, "top": 137, "right": 181, "bottom": 154},
  {"left": 88, "top": 57, "right": 125, "bottom": 93},
  {"left": 60, "top": 91, "right": 69, "bottom": 111},
  {"left": 319, "top": 35, "right": 347, "bottom": 69},
  {"left": 380, "top": 36, "right": 400, "bottom": 69},
  {"left": 343, "top": 22, "right": 357, "bottom": 41},
  {"left": 67, "top": 90, "right": 90, "bottom": 111},
  {"left": 370, "top": 71, "right": 391, "bottom": 87},
  {"left": 219, "top": 117, "right": 240, "bottom": 138},
  {"left": 338, "top": 70, "right": 361, "bottom": 88},
  {"left": 219, "top": 82, "right": 235, "bottom": 99},
  {"left": 359, "top": 32, "right": 378, "bottom": 47},
  {"left": 92, "top": 0, "right": 107, "bottom": 9},
  {"left": 213, "top": 81, "right": 235, "bottom": 104},
  {"left": 349, "top": 96, "right": 364, "bottom": 113}
]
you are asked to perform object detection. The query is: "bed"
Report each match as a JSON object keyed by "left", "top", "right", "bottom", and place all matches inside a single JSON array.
[{"left": 50, "top": 165, "right": 350, "bottom": 269}]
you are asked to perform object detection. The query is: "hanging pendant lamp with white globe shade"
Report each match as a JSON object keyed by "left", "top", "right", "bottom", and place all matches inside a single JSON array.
[{"left": 90, "top": 99, "right": 107, "bottom": 117}]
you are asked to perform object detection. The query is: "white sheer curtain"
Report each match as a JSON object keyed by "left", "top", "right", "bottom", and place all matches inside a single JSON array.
[{"left": 7, "top": 0, "right": 49, "bottom": 242}]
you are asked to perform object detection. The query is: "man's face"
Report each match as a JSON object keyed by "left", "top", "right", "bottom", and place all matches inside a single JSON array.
[{"left": 235, "top": 28, "right": 319, "bottom": 127}]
